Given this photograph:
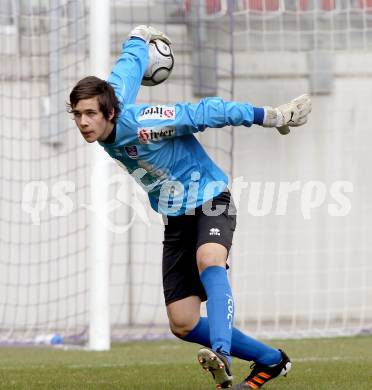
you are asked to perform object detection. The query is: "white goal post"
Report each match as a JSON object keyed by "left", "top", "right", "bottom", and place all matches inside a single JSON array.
[{"left": 88, "top": 0, "right": 111, "bottom": 351}]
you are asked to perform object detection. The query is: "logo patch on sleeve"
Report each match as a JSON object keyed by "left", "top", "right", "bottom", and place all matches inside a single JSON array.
[
  {"left": 137, "top": 126, "right": 176, "bottom": 144},
  {"left": 139, "top": 105, "right": 176, "bottom": 121},
  {"left": 124, "top": 145, "right": 138, "bottom": 159}
]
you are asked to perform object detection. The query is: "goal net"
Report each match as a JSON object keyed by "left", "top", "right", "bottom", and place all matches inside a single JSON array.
[
  {"left": 0, "top": 0, "right": 91, "bottom": 344},
  {"left": 1, "top": 0, "right": 371, "bottom": 346},
  {"left": 229, "top": 0, "right": 372, "bottom": 337}
]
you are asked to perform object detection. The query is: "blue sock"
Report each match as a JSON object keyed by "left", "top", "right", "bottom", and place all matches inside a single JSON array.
[
  {"left": 200, "top": 266, "right": 234, "bottom": 360},
  {"left": 184, "top": 317, "right": 282, "bottom": 366}
]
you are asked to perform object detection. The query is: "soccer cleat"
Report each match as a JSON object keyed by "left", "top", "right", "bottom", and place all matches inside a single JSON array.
[
  {"left": 197, "top": 347, "right": 233, "bottom": 389},
  {"left": 231, "top": 349, "right": 291, "bottom": 389}
]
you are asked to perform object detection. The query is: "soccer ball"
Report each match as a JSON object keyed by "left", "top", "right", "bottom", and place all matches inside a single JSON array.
[{"left": 141, "top": 39, "right": 174, "bottom": 86}]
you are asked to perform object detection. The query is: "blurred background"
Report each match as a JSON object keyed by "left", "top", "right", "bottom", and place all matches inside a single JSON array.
[{"left": 1, "top": 0, "right": 372, "bottom": 346}]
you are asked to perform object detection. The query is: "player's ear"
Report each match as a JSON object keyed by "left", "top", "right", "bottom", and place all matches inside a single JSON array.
[{"left": 108, "top": 108, "right": 115, "bottom": 122}]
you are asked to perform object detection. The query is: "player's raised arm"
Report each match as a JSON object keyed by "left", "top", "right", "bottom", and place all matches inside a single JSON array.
[
  {"left": 173, "top": 95, "right": 311, "bottom": 134},
  {"left": 123, "top": 95, "right": 312, "bottom": 138},
  {"left": 108, "top": 25, "right": 171, "bottom": 105}
]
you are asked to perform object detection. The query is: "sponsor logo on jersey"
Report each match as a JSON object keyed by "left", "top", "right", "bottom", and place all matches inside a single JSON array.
[
  {"left": 137, "top": 126, "right": 176, "bottom": 144},
  {"left": 139, "top": 105, "right": 176, "bottom": 121},
  {"left": 124, "top": 145, "right": 138, "bottom": 159}
]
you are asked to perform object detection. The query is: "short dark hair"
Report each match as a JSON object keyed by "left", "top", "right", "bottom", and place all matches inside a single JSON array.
[{"left": 67, "top": 76, "right": 121, "bottom": 124}]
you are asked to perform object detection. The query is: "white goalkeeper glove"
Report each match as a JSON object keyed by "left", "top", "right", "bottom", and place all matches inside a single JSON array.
[
  {"left": 263, "top": 94, "right": 312, "bottom": 135},
  {"left": 129, "top": 25, "right": 171, "bottom": 45}
]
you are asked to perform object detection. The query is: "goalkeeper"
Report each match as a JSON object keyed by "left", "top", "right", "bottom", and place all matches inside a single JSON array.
[{"left": 68, "top": 26, "right": 311, "bottom": 389}]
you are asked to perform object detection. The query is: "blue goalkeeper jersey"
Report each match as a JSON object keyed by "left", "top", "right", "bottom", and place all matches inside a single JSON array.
[{"left": 99, "top": 38, "right": 257, "bottom": 216}]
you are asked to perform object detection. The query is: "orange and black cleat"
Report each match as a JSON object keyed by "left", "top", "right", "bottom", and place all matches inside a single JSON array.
[
  {"left": 197, "top": 347, "right": 233, "bottom": 388},
  {"left": 231, "top": 350, "right": 291, "bottom": 389}
]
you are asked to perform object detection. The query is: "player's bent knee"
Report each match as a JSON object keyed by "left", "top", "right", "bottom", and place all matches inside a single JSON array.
[
  {"left": 166, "top": 296, "right": 201, "bottom": 338},
  {"left": 169, "top": 319, "right": 195, "bottom": 339},
  {"left": 197, "top": 256, "right": 227, "bottom": 273},
  {"left": 196, "top": 243, "right": 227, "bottom": 272},
  {"left": 197, "top": 258, "right": 224, "bottom": 272}
]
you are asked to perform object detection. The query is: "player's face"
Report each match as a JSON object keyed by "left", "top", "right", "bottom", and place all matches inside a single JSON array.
[{"left": 72, "top": 96, "right": 114, "bottom": 143}]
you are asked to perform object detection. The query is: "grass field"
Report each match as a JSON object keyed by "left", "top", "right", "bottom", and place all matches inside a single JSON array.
[{"left": 0, "top": 336, "right": 371, "bottom": 389}]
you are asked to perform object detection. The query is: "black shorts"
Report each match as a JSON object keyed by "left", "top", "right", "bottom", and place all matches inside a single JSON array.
[{"left": 162, "top": 190, "right": 237, "bottom": 305}]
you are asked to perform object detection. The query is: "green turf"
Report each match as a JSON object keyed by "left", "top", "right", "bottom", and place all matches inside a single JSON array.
[{"left": 0, "top": 336, "right": 371, "bottom": 389}]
